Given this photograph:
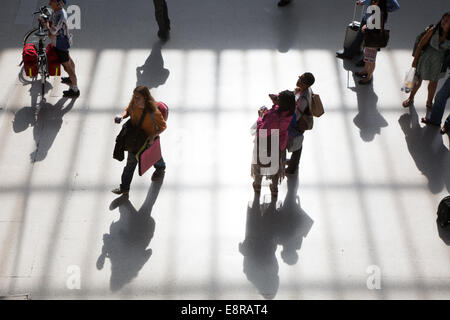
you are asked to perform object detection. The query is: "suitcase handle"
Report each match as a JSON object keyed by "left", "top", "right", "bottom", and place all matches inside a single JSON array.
[{"left": 352, "top": 1, "right": 365, "bottom": 27}]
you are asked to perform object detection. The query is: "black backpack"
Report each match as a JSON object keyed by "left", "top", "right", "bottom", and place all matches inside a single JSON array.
[{"left": 437, "top": 196, "right": 450, "bottom": 228}]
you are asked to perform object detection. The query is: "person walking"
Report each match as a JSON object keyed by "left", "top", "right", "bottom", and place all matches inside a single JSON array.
[
  {"left": 112, "top": 86, "right": 167, "bottom": 196},
  {"left": 402, "top": 12, "right": 450, "bottom": 121}
]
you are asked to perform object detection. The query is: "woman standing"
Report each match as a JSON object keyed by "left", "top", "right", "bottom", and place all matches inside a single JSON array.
[
  {"left": 355, "top": 0, "right": 389, "bottom": 85},
  {"left": 252, "top": 90, "right": 295, "bottom": 199},
  {"left": 403, "top": 12, "right": 450, "bottom": 122},
  {"left": 112, "top": 86, "right": 167, "bottom": 196}
]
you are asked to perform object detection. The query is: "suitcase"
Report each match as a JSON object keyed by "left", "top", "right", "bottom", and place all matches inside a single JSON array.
[
  {"left": 343, "top": 3, "right": 364, "bottom": 51},
  {"left": 437, "top": 196, "right": 450, "bottom": 228}
]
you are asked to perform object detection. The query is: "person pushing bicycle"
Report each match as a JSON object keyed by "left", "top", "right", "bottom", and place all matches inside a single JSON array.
[{"left": 43, "top": 0, "right": 80, "bottom": 98}]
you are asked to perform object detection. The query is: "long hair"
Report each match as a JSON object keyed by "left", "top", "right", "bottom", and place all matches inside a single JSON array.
[
  {"left": 128, "top": 86, "right": 158, "bottom": 113},
  {"left": 436, "top": 12, "right": 450, "bottom": 40}
]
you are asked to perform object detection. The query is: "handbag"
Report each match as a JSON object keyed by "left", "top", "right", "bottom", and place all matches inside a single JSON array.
[
  {"left": 123, "top": 107, "right": 148, "bottom": 154},
  {"left": 136, "top": 112, "right": 162, "bottom": 176}
]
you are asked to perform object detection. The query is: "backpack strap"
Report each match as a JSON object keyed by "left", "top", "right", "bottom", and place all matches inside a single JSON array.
[{"left": 134, "top": 105, "right": 147, "bottom": 129}]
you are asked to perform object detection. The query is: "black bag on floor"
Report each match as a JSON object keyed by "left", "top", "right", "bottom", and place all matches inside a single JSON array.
[{"left": 437, "top": 196, "right": 450, "bottom": 228}]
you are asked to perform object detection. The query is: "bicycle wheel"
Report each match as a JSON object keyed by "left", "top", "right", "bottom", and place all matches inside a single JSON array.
[{"left": 23, "top": 27, "right": 39, "bottom": 46}]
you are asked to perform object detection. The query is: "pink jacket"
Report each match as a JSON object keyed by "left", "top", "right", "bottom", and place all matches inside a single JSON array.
[{"left": 257, "top": 105, "right": 293, "bottom": 151}]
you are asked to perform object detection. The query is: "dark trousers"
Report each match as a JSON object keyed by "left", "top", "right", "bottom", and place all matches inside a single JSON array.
[
  {"left": 286, "top": 147, "right": 302, "bottom": 173},
  {"left": 153, "top": 0, "right": 170, "bottom": 32},
  {"left": 121, "top": 152, "right": 166, "bottom": 191}
]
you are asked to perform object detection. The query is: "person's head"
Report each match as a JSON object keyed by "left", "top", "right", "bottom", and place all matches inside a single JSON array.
[
  {"left": 130, "top": 86, "right": 158, "bottom": 113},
  {"left": 296, "top": 72, "right": 315, "bottom": 92},
  {"left": 277, "top": 90, "right": 295, "bottom": 115},
  {"left": 437, "top": 12, "right": 450, "bottom": 38},
  {"left": 48, "top": 0, "right": 66, "bottom": 11}
]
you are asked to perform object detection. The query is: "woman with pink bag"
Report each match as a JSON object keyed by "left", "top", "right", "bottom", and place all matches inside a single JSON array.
[
  {"left": 251, "top": 90, "right": 295, "bottom": 200},
  {"left": 112, "top": 86, "right": 167, "bottom": 196}
]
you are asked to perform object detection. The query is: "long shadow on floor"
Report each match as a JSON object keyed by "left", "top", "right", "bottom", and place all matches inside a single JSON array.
[
  {"left": 12, "top": 96, "right": 76, "bottom": 163},
  {"left": 96, "top": 180, "right": 163, "bottom": 292},
  {"left": 136, "top": 40, "right": 170, "bottom": 89},
  {"left": 398, "top": 107, "right": 450, "bottom": 194},
  {"left": 344, "top": 61, "right": 388, "bottom": 142},
  {"left": 239, "top": 174, "right": 313, "bottom": 299}
]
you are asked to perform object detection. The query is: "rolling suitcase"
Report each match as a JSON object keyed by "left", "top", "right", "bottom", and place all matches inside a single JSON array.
[
  {"left": 437, "top": 196, "right": 450, "bottom": 228},
  {"left": 344, "top": 3, "right": 364, "bottom": 51}
]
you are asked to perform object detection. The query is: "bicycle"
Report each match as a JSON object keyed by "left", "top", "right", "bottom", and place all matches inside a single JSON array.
[{"left": 22, "top": 6, "right": 53, "bottom": 98}]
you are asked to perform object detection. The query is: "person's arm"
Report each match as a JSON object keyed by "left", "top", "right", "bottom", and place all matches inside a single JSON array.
[
  {"left": 114, "top": 106, "right": 130, "bottom": 123},
  {"left": 413, "top": 27, "right": 435, "bottom": 67}
]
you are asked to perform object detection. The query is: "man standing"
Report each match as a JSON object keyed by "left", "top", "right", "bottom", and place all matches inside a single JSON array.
[{"left": 153, "top": 0, "right": 171, "bottom": 41}]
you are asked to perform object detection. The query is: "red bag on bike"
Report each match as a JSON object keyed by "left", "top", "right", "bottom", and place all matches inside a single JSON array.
[
  {"left": 46, "top": 44, "right": 61, "bottom": 76},
  {"left": 23, "top": 43, "right": 38, "bottom": 78}
]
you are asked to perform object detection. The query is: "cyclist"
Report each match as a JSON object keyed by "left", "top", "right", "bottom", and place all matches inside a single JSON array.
[{"left": 44, "top": 0, "right": 80, "bottom": 98}]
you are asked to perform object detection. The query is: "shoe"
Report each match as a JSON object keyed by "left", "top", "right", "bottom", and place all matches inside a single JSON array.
[
  {"left": 63, "top": 88, "right": 80, "bottom": 98},
  {"left": 421, "top": 117, "right": 439, "bottom": 126},
  {"left": 111, "top": 187, "right": 129, "bottom": 195},
  {"left": 157, "top": 29, "right": 170, "bottom": 41},
  {"left": 151, "top": 169, "right": 165, "bottom": 181},
  {"left": 61, "top": 77, "right": 72, "bottom": 85},
  {"left": 336, "top": 52, "right": 353, "bottom": 60},
  {"left": 277, "top": 0, "right": 291, "bottom": 7},
  {"left": 441, "top": 125, "right": 449, "bottom": 135},
  {"left": 356, "top": 60, "right": 365, "bottom": 67}
]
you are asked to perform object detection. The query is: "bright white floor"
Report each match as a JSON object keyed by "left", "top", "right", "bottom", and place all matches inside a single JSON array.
[{"left": 0, "top": 0, "right": 450, "bottom": 300}]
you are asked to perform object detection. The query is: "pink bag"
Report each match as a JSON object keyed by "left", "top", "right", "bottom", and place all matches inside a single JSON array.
[{"left": 137, "top": 137, "right": 162, "bottom": 176}]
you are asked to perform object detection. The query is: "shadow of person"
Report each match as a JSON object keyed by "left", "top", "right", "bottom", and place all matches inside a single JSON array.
[
  {"left": 276, "top": 174, "right": 314, "bottom": 266},
  {"left": 239, "top": 195, "right": 279, "bottom": 300},
  {"left": 399, "top": 108, "right": 450, "bottom": 194},
  {"left": 12, "top": 97, "right": 76, "bottom": 163},
  {"left": 97, "top": 180, "right": 163, "bottom": 292},
  {"left": 349, "top": 75, "right": 388, "bottom": 142},
  {"left": 136, "top": 41, "right": 170, "bottom": 89}
]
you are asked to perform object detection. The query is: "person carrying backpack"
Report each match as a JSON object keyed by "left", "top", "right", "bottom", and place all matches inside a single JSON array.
[
  {"left": 402, "top": 12, "right": 450, "bottom": 122},
  {"left": 44, "top": 0, "right": 79, "bottom": 98}
]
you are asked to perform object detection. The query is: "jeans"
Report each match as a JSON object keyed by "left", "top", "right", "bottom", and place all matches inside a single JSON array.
[
  {"left": 430, "top": 76, "right": 450, "bottom": 126},
  {"left": 286, "top": 147, "right": 302, "bottom": 173},
  {"left": 120, "top": 152, "right": 166, "bottom": 191},
  {"left": 153, "top": 0, "right": 170, "bottom": 32}
]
